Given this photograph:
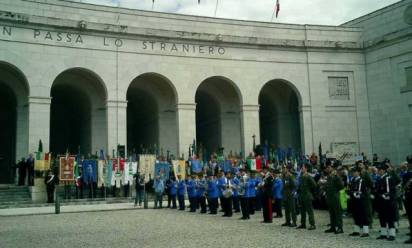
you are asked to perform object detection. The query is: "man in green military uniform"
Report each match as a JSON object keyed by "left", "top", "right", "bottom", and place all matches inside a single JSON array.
[
  {"left": 324, "top": 160, "right": 344, "bottom": 234},
  {"left": 297, "top": 163, "right": 316, "bottom": 230},
  {"left": 281, "top": 166, "right": 297, "bottom": 227}
]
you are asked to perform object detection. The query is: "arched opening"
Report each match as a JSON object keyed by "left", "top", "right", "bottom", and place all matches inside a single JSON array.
[
  {"left": 0, "top": 62, "right": 29, "bottom": 184},
  {"left": 195, "top": 76, "right": 242, "bottom": 156},
  {"left": 127, "top": 73, "right": 178, "bottom": 156},
  {"left": 50, "top": 68, "right": 107, "bottom": 155},
  {"left": 259, "top": 79, "right": 302, "bottom": 153}
]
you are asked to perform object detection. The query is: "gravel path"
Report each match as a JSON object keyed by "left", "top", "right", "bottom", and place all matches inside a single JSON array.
[{"left": 0, "top": 208, "right": 410, "bottom": 248}]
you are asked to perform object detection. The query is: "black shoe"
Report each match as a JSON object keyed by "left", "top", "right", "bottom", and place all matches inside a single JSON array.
[
  {"left": 376, "top": 235, "right": 387, "bottom": 240},
  {"left": 325, "top": 228, "right": 336, "bottom": 233},
  {"left": 308, "top": 225, "right": 316, "bottom": 230},
  {"left": 387, "top": 236, "right": 395, "bottom": 241},
  {"left": 405, "top": 239, "right": 412, "bottom": 244},
  {"left": 297, "top": 225, "right": 306, "bottom": 229},
  {"left": 335, "top": 228, "right": 344, "bottom": 234},
  {"left": 240, "top": 217, "right": 247, "bottom": 220},
  {"left": 349, "top": 232, "right": 360, "bottom": 236},
  {"left": 222, "top": 214, "right": 228, "bottom": 217},
  {"left": 289, "top": 223, "right": 297, "bottom": 228},
  {"left": 360, "top": 233, "right": 369, "bottom": 238},
  {"left": 281, "top": 223, "right": 290, "bottom": 227}
]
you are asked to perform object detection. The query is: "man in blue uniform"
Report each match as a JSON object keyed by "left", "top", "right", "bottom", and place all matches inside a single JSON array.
[
  {"left": 187, "top": 175, "right": 198, "bottom": 212},
  {"left": 239, "top": 169, "right": 250, "bottom": 220},
  {"left": 177, "top": 175, "right": 186, "bottom": 210},
  {"left": 232, "top": 172, "right": 241, "bottom": 213},
  {"left": 197, "top": 174, "right": 207, "bottom": 213},
  {"left": 153, "top": 175, "right": 165, "bottom": 209},
  {"left": 207, "top": 174, "right": 219, "bottom": 214},
  {"left": 248, "top": 171, "right": 258, "bottom": 215},
  {"left": 272, "top": 169, "right": 283, "bottom": 218},
  {"left": 169, "top": 176, "right": 177, "bottom": 209}
]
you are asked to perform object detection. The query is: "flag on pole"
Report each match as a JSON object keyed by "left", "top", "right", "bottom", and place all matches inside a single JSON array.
[{"left": 275, "top": 0, "right": 280, "bottom": 18}]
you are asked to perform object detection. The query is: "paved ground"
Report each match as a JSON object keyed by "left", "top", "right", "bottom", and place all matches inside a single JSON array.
[{"left": 0, "top": 207, "right": 410, "bottom": 248}]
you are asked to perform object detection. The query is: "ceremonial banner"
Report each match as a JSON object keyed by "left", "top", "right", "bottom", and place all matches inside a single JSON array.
[
  {"left": 191, "top": 159, "right": 202, "bottom": 174},
  {"left": 172, "top": 160, "right": 186, "bottom": 178},
  {"left": 82, "top": 159, "right": 97, "bottom": 184},
  {"left": 34, "top": 153, "right": 51, "bottom": 171},
  {"left": 246, "top": 158, "right": 256, "bottom": 171},
  {"left": 111, "top": 159, "right": 122, "bottom": 188},
  {"left": 123, "top": 162, "right": 137, "bottom": 185},
  {"left": 97, "top": 160, "right": 105, "bottom": 187},
  {"left": 59, "top": 156, "right": 75, "bottom": 181},
  {"left": 104, "top": 160, "right": 113, "bottom": 187},
  {"left": 155, "top": 162, "right": 170, "bottom": 181},
  {"left": 139, "top": 154, "right": 156, "bottom": 183}
]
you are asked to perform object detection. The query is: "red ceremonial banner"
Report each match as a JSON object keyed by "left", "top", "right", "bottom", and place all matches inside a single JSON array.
[{"left": 59, "top": 156, "right": 75, "bottom": 181}]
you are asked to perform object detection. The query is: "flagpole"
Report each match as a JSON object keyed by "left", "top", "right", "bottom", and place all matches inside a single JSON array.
[{"left": 214, "top": 0, "right": 219, "bottom": 17}]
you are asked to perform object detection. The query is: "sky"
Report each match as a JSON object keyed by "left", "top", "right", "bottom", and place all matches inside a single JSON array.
[{"left": 80, "top": 0, "right": 401, "bottom": 25}]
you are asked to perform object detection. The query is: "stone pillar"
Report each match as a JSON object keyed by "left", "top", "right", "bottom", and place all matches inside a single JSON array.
[
  {"left": 106, "top": 100, "right": 127, "bottom": 157},
  {"left": 28, "top": 96, "right": 51, "bottom": 154},
  {"left": 300, "top": 105, "right": 314, "bottom": 155},
  {"left": 28, "top": 96, "right": 51, "bottom": 203},
  {"left": 241, "top": 104, "right": 260, "bottom": 158},
  {"left": 177, "top": 103, "right": 196, "bottom": 160}
]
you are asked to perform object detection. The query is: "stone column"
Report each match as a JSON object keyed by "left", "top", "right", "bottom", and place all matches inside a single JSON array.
[
  {"left": 106, "top": 100, "right": 127, "bottom": 157},
  {"left": 240, "top": 104, "right": 260, "bottom": 158},
  {"left": 300, "top": 105, "right": 314, "bottom": 155},
  {"left": 177, "top": 103, "right": 196, "bottom": 160},
  {"left": 28, "top": 96, "right": 51, "bottom": 203},
  {"left": 28, "top": 96, "right": 51, "bottom": 154}
]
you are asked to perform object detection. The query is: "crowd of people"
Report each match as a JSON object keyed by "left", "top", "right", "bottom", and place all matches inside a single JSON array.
[{"left": 144, "top": 154, "right": 412, "bottom": 244}]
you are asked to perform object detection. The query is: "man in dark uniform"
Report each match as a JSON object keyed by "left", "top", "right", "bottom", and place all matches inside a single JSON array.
[
  {"left": 282, "top": 166, "right": 297, "bottom": 227},
  {"left": 403, "top": 155, "right": 412, "bottom": 244},
  {"left": 17, "top": 157, "right": 26, "bottom": 186},
  {"left": 297, "top": 163, "right": 317, "bottom": 230},
  {"left": 348, "top": 166, "right": 371, "bottom": 237},
  {"left": 376, "top": 162, "right": 397, "bottom": 241},
  {"left": 260, "top": 169, "right": 274, "bottom": 223},
  {"left": 44, "top": 170, "right": 58, "bottom": 203},
  {"left": 324, "top": 161, "right": 344, "bottom": 234}
]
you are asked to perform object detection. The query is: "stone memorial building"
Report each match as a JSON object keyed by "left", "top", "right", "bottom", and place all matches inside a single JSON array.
[{"left": 0, "top": 0, "right": 411, "bottom": 183}]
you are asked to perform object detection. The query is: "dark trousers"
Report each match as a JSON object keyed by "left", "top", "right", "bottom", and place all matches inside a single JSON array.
[
  {"left": 219, "top": 196, "right": 224, "bottom": 211},
  {"left": 46, "top": 187, "right": 54, "bottom": 203},
  {"left": 240, "top": 197, "right": 250, "bottom": 219},
  {"left": 135, "top": 189, "right": 144, "bottom": 206},
  {"left": 208, "top": 197, "right": 218, "bottom": 214},
  {"left": 249, "top": 197, "right": 256, "bottom": 215},
  {"left": 18, "top": 169, "right": 26, "bottom": 185},
  {"left": 170, "top": 195, "right": 177, "bottom": 208},
  {"left": 233, "top": 196, "right": 240, "bottom": 212},
  {"left": 167, "top": 193, "right": 172, "bottom": 207},
  {"left": 222, "top": 196, "right": 233, "bottom": 216},
  {"left": 406, "top": 198, "right": 412, "bottom": 235},
  {"left": 273, "top": 198, "right": 283, "bottom": 217},
  {"left": 327, "top": 198, "right": 343, "bottom": 229},
  {"left": 262, "top": 196, "right": 273, "bottom": 222},
  {"left": 198, "top": 196, "right": 207, "bottom": 213},
  {"left": 178, "top": 194, "right": 185, "bottom": 210},
  {"left": 285, "top": 196, "right": 297, "bottom": 225},
  {"left": 189, "top": 197, "right": 197, "bottom": 212},
  {"left": 352, "top": 198, "right": 369, "bottom": 227},
  {"left": 377, "top": 198, "right": 396, "bottom": 229},
  {"left": 255, "top": 194, "right": 262, "bottom": 211},
  {"left": 123, "top": 183, "right": 130, "bottom": 197}
]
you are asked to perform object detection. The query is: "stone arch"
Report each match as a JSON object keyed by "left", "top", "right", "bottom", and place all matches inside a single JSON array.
[
  {"left": 50, "top": 67, "right": 108, "bottom": 155},
  {"left": 259, "top": 79, "right": 303, "bottom": 155},
  {"left": 0, "top": 61, "right": 29, "bottom": 183},
  {"left": 195, "top": 76, "right": 242, "bottom": 158},
  {"left": 126, "top": 72, "right": 178, "bottom": 156}
]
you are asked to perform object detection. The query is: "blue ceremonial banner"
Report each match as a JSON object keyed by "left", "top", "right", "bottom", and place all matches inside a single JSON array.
[
  {"left": 191, "top": 159, "right": 202, "bottom": 174},
  {"left": 82, "top": 159, "right": 97, "bottom": 184},
  {"left": 155, "top": 162, "right": 170, "bottom": 181}
]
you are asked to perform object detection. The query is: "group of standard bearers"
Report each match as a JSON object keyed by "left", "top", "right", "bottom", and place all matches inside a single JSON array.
[{"left": 146, "top": 155, "right": 412, "bottom": 244}]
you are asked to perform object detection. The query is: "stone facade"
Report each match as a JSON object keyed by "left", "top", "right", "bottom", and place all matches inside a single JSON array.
[{"left": 0, "top": 0, "right": 409, "bottom": 180}]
